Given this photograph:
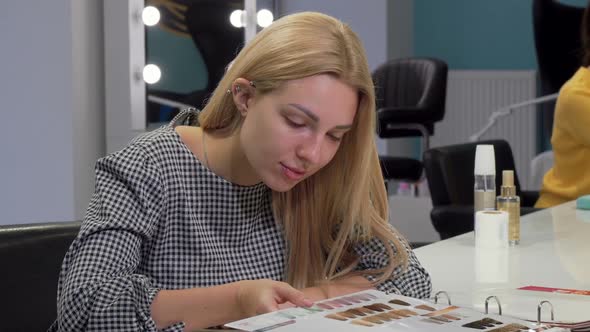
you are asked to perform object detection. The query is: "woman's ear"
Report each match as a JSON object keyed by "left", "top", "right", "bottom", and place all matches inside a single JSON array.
[{"left": 231, "top": 78, "right": 256, "bottom": 116}]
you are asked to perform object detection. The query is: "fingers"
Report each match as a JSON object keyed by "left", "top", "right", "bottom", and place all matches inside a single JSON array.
[
  {"left": 236, "top": 279, "right": 315, "bottom": 318},
  {"left": 277, "top": 302, "right": 296, "bottom": 310},
  {"left": 257, "top": 300, "right": 279, "bottom": 314},
  {"left": 273, "top": 282, "right": 314, "bottom": 308}
]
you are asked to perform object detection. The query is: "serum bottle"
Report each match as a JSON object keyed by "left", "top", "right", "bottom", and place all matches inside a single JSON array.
[
  {"left": 496, "top": 170, "right": 520, "bottom": 245},
  {"left": 474, "top": 145, "right": 496, "bottom": 215}
]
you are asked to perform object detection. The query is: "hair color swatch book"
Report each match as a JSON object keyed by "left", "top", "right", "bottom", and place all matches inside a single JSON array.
[
  {"left": 472, "top": 286, "right": 590, "bottom": 330},
  {"left": 224, "top": 290, "right": 568, "bottom": 332}
]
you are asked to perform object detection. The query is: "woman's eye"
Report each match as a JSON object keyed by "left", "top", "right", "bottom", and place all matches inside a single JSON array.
[
  {"left": 328, "top": 134, "right": 343, "bottom": 142},
  {"left": 285, "top": 117, "right": 305, "bottom": 128}
]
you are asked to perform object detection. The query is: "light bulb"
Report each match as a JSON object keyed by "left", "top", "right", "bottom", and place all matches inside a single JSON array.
[
  {"left": 257, "top": 9, "right": 273, "bottom": 28},
  {"left": 142, "top": 6, "right": 160, "bottom": 26},
  {"left": 143, "top": 64, "right": 161, "bottom": 84},
  {"left": 230, "top": 10, "right": 244, "bottom": 28}
]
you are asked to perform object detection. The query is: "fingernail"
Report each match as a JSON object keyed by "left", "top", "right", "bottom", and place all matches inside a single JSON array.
[{"left": 303, "top": 298, "right": 314, "bottom": 307}]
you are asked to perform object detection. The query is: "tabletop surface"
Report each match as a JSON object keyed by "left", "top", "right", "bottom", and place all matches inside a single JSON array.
[{"left": 414, "top": 201, "right": 590, "bottom": 322}]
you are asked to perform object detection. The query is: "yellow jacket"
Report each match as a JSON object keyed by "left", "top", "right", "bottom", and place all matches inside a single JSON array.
[{"left": 536, "top": 67, "right": 590, "bottom": 208}]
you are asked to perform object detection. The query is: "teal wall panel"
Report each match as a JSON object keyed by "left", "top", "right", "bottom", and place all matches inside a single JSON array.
[
  {"left": 414, "top": 0, "right": 535, "bottom": 69},
  {"left": 414, "top": 0, "right": 587, "bottom": 70}
]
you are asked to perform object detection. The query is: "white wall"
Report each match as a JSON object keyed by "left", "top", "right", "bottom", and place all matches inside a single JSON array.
[
  {"left": 0, "top": 0, "right": 104, "bottom": 224},
  {"left": 278, "top": 0, "right": 388, "bottom": 72},
  {"left": 104, "top": 0, "right": 146, "bottom": 154},
  {"left": 71, "top": 0, "right": 106, "bottom": 220},
  {"left": 386, "top": 0, "right": 416, "bottom": 158},
  {"left": 388, "top": 0, "right": 414, "bottom": 63}
]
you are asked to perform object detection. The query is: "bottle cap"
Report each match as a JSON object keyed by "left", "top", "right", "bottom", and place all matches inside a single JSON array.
[
  {"left": 500, "top": 170, "right": 516, "bottom": 196},
  {"left": 502, "top": 170, "right": 514, "bottom": 187},
  {"left": 474, "top": 145, "right": 496, "bottom": 175}
]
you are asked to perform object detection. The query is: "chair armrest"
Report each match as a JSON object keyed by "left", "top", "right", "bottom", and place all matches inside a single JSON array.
[
  {"left": 0, "top": 220, "right": 81, "bottom": 331},
  {"left": 521, "top": 206, "right": 542, "bottom": 216},
  {"left": 520, "top": 190, "right": 540, "bottom": 207},
  {"left": 377, "top": 107, "right": 434, "bottom": 123},
  {"left": 430, "top": 205, "right": 474, "bottom": 240}
]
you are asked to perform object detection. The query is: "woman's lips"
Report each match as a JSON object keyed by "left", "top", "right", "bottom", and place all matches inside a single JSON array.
[{"left": 280, "top": 163, "right": 306, "bottom": 180}]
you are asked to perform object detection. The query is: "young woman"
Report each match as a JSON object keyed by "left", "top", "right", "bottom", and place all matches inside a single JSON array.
[
  {"left": 51, "top": 12, "right": 431, "bottom": 332},
  {"left": 536, "top": 3, "right": 590, "bottom": 208}
]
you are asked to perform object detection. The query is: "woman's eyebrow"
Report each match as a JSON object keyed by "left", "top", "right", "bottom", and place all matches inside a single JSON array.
[
  {"left": 287, "top": 103, "right": 319, "bottom": 122},
  {"left": 287, "top": 103, "right": 352, "bottom": 129}
]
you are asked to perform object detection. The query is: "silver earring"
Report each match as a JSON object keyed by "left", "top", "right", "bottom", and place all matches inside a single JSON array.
[{"left": 227, "top": 86, "right": 240, "bottom": 94}]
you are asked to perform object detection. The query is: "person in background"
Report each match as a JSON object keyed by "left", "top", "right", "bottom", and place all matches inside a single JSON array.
[
  {"left": 536, "top": 3, "right": 590, "bottom": 208},
  {"left": 50, "top": 12, "right": 431, "bottom": 332}
]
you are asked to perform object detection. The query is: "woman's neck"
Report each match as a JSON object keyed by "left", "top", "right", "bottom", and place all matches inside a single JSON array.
[{"left": 203, "top": 129, "right": 261, "bottom": 186}]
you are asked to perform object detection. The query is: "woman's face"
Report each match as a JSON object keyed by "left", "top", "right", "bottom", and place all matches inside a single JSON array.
[{"left": 237, "top": 74, "right": 358, "bottom": 192}]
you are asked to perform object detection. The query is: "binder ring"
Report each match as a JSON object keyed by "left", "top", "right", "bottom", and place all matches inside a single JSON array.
[
  {"left": 537, "top": 300, "right": 555, "bottom": 325},
  {"left": 434, "top": 291, "right": 452, "bottom": 305},
  {"left": 484, "top": 296, "right": 502, "bottom": 316}
]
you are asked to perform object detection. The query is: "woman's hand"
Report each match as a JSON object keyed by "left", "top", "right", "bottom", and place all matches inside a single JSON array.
[
  {"left": 280, "top": 276, "right": 375, "bottom": 309},
  {"left": 302, "top": 275, "right": 374, "bottom": 302},
  {"left": 235, "top": 279, "right": 313, "bottom": 317},
  {"left": 153, "top": 280, "right": 312, "bottom": 331}
]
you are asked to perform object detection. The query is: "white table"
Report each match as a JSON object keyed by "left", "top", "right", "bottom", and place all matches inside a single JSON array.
[{"left": 414, "top": 201, "right": 590, "bottom": 323}]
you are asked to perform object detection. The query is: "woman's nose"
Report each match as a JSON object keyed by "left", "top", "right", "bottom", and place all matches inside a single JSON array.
[{"left": 296, "top": 135, "right": 322, "bottom": 166}]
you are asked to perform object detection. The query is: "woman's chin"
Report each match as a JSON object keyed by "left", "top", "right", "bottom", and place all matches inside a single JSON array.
[
  {"left": 266, "top": 181, "right": 297, "bottom": 192},
  {"left": 263, "top": 176, "right": 299, "bottom": 192}
]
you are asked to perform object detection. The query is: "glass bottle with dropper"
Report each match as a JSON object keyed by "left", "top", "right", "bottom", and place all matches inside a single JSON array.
[
  {"left": 474, "top": 145, "right": 496, "bottom": 236},
  {"left": 497, "top": 170, "right": 520, "bottom": 245}
]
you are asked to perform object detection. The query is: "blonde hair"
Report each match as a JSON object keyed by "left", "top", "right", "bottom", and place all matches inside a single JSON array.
[{"left": 199, "top": 12, "right": 409, "bottom": 288}]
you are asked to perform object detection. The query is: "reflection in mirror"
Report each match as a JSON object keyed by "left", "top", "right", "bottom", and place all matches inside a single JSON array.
[
  {"left": 144, "top": 0, "right": 275, "bottom": 127},
  {"left": 145, "top": 0, "right": 244, "bottom": 126}
]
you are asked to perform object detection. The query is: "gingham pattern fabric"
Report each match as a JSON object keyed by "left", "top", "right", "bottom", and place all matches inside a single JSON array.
[{"left": 49, "top": 109, "right": 431, "bottom": 331}]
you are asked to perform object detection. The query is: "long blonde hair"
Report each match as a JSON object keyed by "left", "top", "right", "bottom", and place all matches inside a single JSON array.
[{"left": 199, "top": 12, "right": 409, "bottom": 288}]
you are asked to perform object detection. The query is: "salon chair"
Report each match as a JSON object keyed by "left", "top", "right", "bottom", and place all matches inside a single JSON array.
[
  {"left": 0, "top": 221, "right": 81, "bottom": 331},
  {"left": 423, "top": 140, "right": 540, "bottom": 240},
  {"left": 372, "top": 57, "right": 448, "bottom": 189}
]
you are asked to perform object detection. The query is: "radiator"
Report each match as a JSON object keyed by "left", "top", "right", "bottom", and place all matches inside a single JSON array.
[{"left": 431, "top": 70, "right": 537, "bottom": 190}]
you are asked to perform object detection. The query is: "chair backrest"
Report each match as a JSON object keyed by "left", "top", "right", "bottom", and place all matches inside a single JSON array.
[
  {"left": 0, "top": 221, "right": 81, "bottom": 332},
  {"left": 533, "top": 0, "right": 585, "bottom": 137},
  {"left": 423, "top": 140, "right": 523, "bottom": 206},
  {"left": 373, "top": 57, "right": 448, "bottom": 138}
]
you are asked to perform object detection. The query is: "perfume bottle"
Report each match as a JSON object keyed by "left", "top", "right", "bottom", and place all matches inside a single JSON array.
[
  {"left": 496, "top": 170, "right": 520, "bottom": 245},
  {"left": 474, "top": 145, "right": 496, "bottom": 216}
]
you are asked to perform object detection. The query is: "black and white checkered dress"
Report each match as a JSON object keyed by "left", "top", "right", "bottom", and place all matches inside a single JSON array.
[{"left": 50, "top": 110, "right": 431, "bottom": 331}]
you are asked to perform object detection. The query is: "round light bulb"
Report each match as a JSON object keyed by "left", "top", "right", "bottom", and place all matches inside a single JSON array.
[
  {"left": 143, "top": 64, "right": 161, "bottom": 84},
  {"left": 230, "top": 10, "right": 244, "bottom": 28},
  {"left": 142, "top": 6, "right": 160, "bottom": 26},
  {"left": 257, "top": 9, "right": 273, "bottom": 28}
]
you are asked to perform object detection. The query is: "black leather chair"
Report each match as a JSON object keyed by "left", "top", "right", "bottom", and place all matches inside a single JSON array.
[
  {"left": 533, "top": 0, "right": 585, "bottom": 143},
  {"left": 0, "top": 221, "right": 81, "bottom": 332},
  {"left": 372, "top": 57, "right": 448, "bottom": 186},
  {"left": 423, "top": 140, "right": 540, "bottom": 240}
]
